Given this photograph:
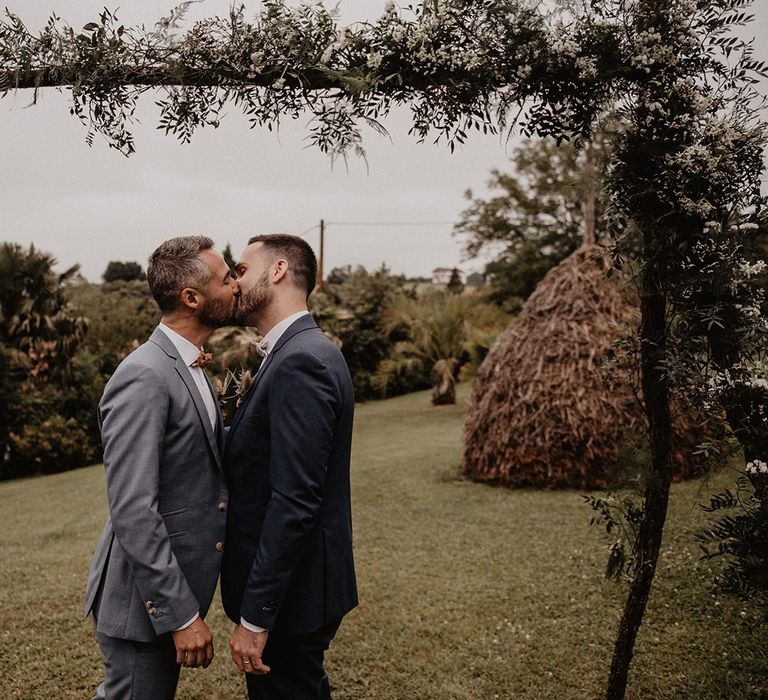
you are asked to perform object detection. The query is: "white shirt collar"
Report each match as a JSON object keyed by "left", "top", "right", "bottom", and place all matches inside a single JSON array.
[
  {"left": 158, "top": 323, "right": 203, "bottom": 367},
  {"left": 262, "top": 310, "right": 310, "bottom": 355}
]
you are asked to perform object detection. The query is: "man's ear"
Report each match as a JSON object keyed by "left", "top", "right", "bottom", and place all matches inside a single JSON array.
[
  {"left": 180, "top": 287, "right": 201, "bottom": 310},
  {"left": 272, "top": 259, "right": 289, "bottom": 284}
]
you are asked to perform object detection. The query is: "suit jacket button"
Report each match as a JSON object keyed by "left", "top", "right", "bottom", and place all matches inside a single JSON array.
[
  {"left": 148, "top": 607, "right": 158, "bottom": 616},
  {"left": 145, "top": 600, "right": 154, "bottom": 610},
  {"left": 217, "top": 501, "right": 228, "bottom": 512},
  {"left": 215, "top": 541, "right": 225, "bottom": 551}
]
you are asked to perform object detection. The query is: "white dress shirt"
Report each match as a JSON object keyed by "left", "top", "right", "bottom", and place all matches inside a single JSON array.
[
  {"left": 261, "top": 310, "right": 310, "bottom": 356},
  {"left": 157, "top": 322, "right": 220, "bottom": 632},
  {"left": 240, "top": 309, "right": 310, "bottom": 635},
  {"left": 158, "top": 323, "right": 217, "bottom": 431}
]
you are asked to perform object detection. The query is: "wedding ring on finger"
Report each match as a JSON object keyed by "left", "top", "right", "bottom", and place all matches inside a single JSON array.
[{"left": 243, "top": 659, "right": 252, "bottom": 665}]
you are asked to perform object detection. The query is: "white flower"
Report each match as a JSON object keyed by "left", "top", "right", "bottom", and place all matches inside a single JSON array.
[
  {"left": 367, "top": 52, "right": 383, "bottom": 69},
  {"left": 384, "top": 0, "right": 396, "bottom": 14},
  {"left": 250, "top": 51, "right": 264, "bottom": 69},
  {"left": 739, "top": 260, "right": 767, "bottom": 278},
  {"left": 575, "top": 56, "right": 598, "bottom": 79},
  {"left": 745, "top": 459, "right": 768, "bottom": 475},
  {"left": 552, "top": 34, "right": 580, "bottom": 58},
  {"left": 272, "top": 77, "right": 286, "bottom": 89}
]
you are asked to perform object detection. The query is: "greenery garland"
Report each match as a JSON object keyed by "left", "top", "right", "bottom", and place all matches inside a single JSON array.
[{"left": 0, "top": 1, "right": 628, "bottom": 157}]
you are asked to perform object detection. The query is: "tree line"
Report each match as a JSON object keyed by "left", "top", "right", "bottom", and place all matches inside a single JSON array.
[{"left": 0, "top": 134, "right": 593, "bottom": 480}]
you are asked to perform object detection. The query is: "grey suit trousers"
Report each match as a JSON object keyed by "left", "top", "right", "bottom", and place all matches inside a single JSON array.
[{"left": 92, "top": 629, "right": 180, "bottom": 700}]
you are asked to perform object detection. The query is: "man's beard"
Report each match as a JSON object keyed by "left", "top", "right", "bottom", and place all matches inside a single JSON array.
[
  {"left": 199, "top": 294, "right": 237, "bottom": 328},
  {"left": 235, "top": 271, "right": 272, "bottom": 326}
]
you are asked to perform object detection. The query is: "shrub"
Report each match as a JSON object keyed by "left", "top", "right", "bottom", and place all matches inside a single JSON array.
[
  {"left": 312, "top": 265, "right": 413, "bottom": 400},
  {"left": 697, "top": 477, "right": 768, "bottom": 603},
  {"left": 102, "top": 261, "right": 146, "bottom": 283},
  {"left": 9, "top": 414, "right": 97, "bottom": 475},
  {"left": 69, "top": 280, "right": 158, "bottom": 375},
  {"left": 1, "top": 350, "right": 105, "bottom": 479}
]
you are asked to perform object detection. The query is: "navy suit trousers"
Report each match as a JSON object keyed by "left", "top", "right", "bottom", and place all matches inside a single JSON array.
[{"left": 244, "top": 618, "right": 342, "bottom": 700}]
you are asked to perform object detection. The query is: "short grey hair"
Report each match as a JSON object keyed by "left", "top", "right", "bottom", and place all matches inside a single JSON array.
[{"left": 147, "top": 235, "right": 215, "bottom": 313}]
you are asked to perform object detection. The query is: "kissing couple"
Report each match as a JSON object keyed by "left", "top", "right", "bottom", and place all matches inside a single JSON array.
[{"left": 84, "top": 234, "right": 358, "bottom": 699}]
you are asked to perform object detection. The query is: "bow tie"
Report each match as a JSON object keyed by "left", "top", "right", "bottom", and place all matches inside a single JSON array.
[
  {"left": 191, "top": 349, "right": 213, "bottom": 369},
  {"left": 253, "top": 337, "right": 269, "bottom": 358}
]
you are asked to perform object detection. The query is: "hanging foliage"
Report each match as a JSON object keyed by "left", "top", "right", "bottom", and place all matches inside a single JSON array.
[{"left": 0, "top": 1, "right": 627, "bottom": 156}]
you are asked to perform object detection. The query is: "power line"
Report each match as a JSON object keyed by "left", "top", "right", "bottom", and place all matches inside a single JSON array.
[
  {"left": 310, "top": 218, "right": 461, "bottom": 285},
  {"left": 325, "top": 220, "right": 455, "bottom": 227},
  {"left": 298, "top": 223, "right": 319, "bottom": 237}
]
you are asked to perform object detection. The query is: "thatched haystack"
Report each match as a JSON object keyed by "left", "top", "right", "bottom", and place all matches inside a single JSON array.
[{"left": 464, "top": 245, "right": 707, "bottom": 489}]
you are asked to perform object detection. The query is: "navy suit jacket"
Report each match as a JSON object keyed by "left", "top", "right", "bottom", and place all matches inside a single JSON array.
[{"left": 221, "top": 314, "right": 358, "bottom": 634}]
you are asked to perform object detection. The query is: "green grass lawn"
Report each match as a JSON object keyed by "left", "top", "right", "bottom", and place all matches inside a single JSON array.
[{"left": 1, "top": 386, "right": 766, "bottom": 699}]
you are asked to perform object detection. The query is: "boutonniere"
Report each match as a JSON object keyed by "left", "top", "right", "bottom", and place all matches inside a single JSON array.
[{"left": 214, "top": 368, "right": 253, "bottom": 426}]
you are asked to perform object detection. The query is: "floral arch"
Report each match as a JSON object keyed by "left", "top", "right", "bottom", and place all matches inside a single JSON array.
[{"left": 2, "top": 1, "right": 766, "bottom": 697}]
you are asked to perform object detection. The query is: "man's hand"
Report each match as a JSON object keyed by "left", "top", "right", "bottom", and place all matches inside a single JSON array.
[
  {"left": 230, "top": 624, "right": 270, "bottom": 675},
  {"left": 171, "top": 617, "right": 214, "bottom": 668}
]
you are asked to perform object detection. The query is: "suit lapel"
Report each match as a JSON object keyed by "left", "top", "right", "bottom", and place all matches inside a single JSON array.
[
  {"left": 204, "top": 371, "right": 226, "bottom": 456},
  {"left": 174, "top": 360, "right": 222, "bottom": 469},
  {"left": 227, "top": 352, "right": 276, "bottom": 436},
  {"left": 227, "top": 314, "right": 319, "bottom": 439},
  {"left": 149, "top": 328, "right": 222, "bottom": 468}
]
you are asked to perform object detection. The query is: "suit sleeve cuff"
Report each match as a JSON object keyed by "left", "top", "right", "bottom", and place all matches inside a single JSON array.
[
  {"left": 173, "top": 612, "right": 199, "bottom": 632},
  {"left": 240, "top": 617, "right": 267, "bottom": 633}
]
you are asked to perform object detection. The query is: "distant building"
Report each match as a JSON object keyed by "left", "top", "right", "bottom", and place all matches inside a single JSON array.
[
  {"left": 465, "top": 271, "right": 485, "bottom": 287},
  {"left": 432, "top": 267, "right": 464, "bottom": 285}
]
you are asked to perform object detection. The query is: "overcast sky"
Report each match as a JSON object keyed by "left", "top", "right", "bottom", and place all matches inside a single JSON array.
[{"left": 1, "top": 1, "right": 766, "bottom": 281}]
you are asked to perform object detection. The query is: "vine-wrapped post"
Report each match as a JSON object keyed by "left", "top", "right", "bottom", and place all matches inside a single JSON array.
[
  {"left": 605, "top": 0, "right": 768, "bottom": 694},
  {"left": 605, "top": 25, "right": 678, "bottom": 693}
]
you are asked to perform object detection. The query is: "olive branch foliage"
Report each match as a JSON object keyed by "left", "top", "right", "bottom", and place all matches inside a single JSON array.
[
  {"left": 0, "top": 0, "right": 632, "bottom": 159},
  {"left": 696, "top": 477, "right": 768, "bottom": 601}
]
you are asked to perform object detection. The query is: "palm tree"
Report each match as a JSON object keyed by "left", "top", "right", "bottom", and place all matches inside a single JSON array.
[
  {"left": 0, "top": 243, "right": 88, "bottom": 382},
  {"left": 373, "top": 290, "right": 507, "bottom": 405},
  {"left": 0, "top": 243, "right": 89, "bottom": 467}
]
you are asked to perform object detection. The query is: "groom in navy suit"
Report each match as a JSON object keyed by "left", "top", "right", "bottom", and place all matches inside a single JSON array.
[{"left": 222, "top": 234, "right": 357, "bottom": 699}]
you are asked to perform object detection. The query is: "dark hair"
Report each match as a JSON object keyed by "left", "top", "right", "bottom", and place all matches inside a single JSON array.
[
  {"left": 247, "top": 234, "right": 318, "bottom": 299},
  {"left": 147, "top": 235, "right": 215, "bottom": 313}
]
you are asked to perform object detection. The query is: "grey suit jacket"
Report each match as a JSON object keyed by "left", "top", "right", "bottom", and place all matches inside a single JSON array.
[{"left": 84, "top": 327, "right": 228, "bottom": 642}]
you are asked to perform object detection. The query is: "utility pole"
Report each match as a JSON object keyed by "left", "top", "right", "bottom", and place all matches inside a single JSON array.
[{"left": 317, "top": 218, "right": 325, "bottom": 290}]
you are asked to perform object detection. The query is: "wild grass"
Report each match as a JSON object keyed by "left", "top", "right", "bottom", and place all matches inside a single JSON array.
[{"left": 0, "top": 386, "right": 765, "bottom": 699}]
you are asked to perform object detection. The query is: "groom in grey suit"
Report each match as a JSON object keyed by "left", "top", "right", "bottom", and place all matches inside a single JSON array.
[{"left": 84, "top": 236, "right": 239, "bottom": 699}]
